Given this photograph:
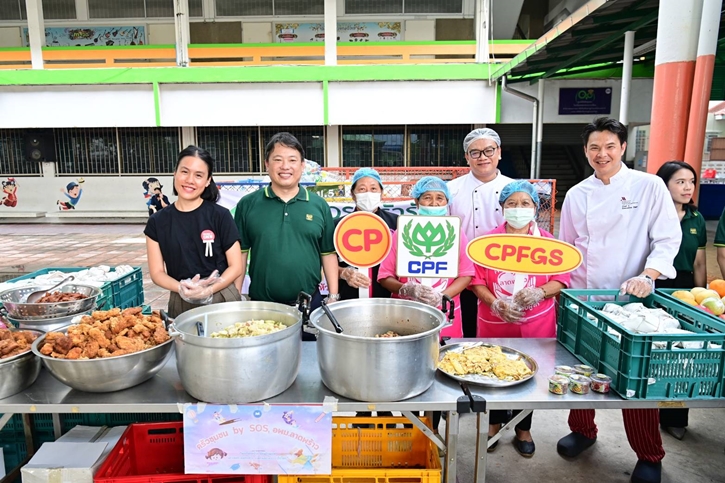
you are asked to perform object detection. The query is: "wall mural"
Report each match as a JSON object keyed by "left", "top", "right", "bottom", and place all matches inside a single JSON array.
[
  {"left": 22, "top": 26, "right": 146, "bottom": 47},
  {"left": 274, "top": 22, "right": 402, "bottom": 43},
  {"left": 142, "top": 177, "right": 170, "bottom": 216},
  {"left": 1, "top": 178, "right": 17, "bottom": 208},
  {"left": 57, "top": 178, "right": 85, "bottom": 210}
]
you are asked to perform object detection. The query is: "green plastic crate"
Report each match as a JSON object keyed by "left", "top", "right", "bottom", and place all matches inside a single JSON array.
[
  {"left": 58, "top": 413, "right": 181, "bottom": 433},
  {"left": 656, "top": 288, "right": 725, "bottom": 322},
  {"left": 557, "top": 289, "right": 725, "bottom": 400}
]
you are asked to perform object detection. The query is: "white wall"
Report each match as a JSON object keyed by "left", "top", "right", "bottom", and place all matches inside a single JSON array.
[
  {"left": 148, "top": 23, "right": 176, "bottom": 44},
  {"left": 0, "top": 27, "right": 21, "bottom": 47},
  {"left": 404, "top": 20, "right": 435, "bottom": 41},
  {"left": 242, "top": 22, "right": 273, "bottom": 43},
  {"left": 500, "top": 78, "right": 654, "bottom": 124}
]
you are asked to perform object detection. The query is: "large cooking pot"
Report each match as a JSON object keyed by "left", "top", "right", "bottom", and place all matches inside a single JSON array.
[
  {"left": 168, "top": 299, "right": 306, "bottom": 404},
  {"left": 0, "top": 328, "right": 44, "bottom": 399},
  {"left": 308, "top": 297, "right": 453, "bottom": 402}
]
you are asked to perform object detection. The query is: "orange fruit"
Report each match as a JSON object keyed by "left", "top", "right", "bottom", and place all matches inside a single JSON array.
[{"left": 709, "top": 279, "right": 725, "bottom": 298}]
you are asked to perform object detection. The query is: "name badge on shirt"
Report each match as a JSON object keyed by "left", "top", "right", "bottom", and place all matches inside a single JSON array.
[
  {"left": 621, "top": 197, "right": 639, "bottom": 210},
  {"left": 690, "top": 228, "right": 697, "bottom": 235}
]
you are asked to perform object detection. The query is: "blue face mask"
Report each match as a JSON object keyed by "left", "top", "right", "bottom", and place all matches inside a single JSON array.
[{"left": 417, "top": 205, "right": 448, "bottom": 216}]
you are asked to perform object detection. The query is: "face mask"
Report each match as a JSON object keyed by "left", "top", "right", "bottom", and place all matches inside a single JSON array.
[
  {"left": 354, "top": 192, "right": 382, "bottom": 212},
  {"left": 418, "top": 205, "right": 448, "bottom": 216},
  {"left": 504, "top": 207, "right": 536, "bottom": 229}
]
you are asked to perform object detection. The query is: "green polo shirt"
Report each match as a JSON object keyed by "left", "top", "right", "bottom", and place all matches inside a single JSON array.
[
  {"left": 234, "top": 185, "right": 336, "bottom": 303},
  {"left": 715, "top": 207, "right": 725, "bottom": 247},
  {"left": 674, "top": 206, "right": 707, "bottom": 272}
]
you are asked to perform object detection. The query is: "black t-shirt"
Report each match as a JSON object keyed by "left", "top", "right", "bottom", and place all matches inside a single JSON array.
[
  {"left": 335, "top": 208, "right": 399, "bottom": 300},
  {"left": 144, "top": 201, "right": 240, "bottom": 281}
]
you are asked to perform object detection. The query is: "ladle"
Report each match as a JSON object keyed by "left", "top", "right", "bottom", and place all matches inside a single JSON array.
[
  {"left": 320, "top": 299, "right": 344, "bottom": 334},
  {"left": 24, "top": 275, "right": 75, "bottom": 303}
]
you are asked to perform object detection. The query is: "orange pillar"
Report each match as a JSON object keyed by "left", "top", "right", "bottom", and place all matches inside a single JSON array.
[
  {"left": 684, "top": 0, "right": 723, "bottom": 185},
  {"left": 647, "top": 0, "right": 702, "bottom": 174}
]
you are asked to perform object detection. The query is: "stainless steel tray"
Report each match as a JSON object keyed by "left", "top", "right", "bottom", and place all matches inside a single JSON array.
[{"left": 437, "top": 342, "right": 538, "bottom": 387}]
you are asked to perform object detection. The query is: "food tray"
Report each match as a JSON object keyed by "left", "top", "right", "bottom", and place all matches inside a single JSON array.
[
  {"left": 437, "top": 342, "right": 538, "bottom": 387},
  {"left": 558, "top": 289, "right": 725, "bottom": 399},
  {"left": 278, "top": 416, "right": 441, "bottom": 483},
  {"left": 94, "top": 422, "right": 269, "bottom": 483}
]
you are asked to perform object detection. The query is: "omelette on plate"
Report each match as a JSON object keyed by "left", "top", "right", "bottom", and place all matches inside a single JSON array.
[{"left": 438, "top": 345, "right": 532, "bottom": 381}]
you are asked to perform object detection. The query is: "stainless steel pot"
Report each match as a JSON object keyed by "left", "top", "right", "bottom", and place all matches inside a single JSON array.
[
  {"left": 0, "top": 284, "right": 101, "bottom": 320},
  {"left": 0, "top": 328, "right": 44, "bottom": 399},
  {"left": 8, "top": 310, "right": 91, "bottom": 333},
  {"left": 308, "top": 297, "right": 453, "bottom": 401},
  {"left": 168, "top": 300, "right": 305, "bottom": 404}
]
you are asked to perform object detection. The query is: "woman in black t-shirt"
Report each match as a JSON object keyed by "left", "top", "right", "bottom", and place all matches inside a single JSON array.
[{"left": 144, "top": 146, "right": 243, "bottom": 317}]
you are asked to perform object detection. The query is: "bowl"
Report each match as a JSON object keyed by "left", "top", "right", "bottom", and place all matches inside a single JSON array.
[
  {"left": 0, "top": 328, "right": 44, "bottom": 399},
  {"left": 8, "top": 311, "right": 91, "bottom": 333},
  {"left": 30, "top": 328, "right": 174, "bottom": 393},
  {"left": 0, "top": 284, "right": 102, "bottom": 320}
]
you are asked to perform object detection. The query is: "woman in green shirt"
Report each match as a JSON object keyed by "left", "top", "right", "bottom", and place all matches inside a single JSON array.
[{"left": 655, "top": 160, "right": 707, "bottom": 440}]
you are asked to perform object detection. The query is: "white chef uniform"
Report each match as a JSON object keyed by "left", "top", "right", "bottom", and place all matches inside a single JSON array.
[
  {"left": 559, "top": 163, "right": 681, "bottom": 290},
  {"left": 448, "top": 170, "right": 514, "bottom": 241}
]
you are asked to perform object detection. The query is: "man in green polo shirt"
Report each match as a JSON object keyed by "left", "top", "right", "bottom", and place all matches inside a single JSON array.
[{"left": 234, "top": 132, "right": 339, "bottom": 320}]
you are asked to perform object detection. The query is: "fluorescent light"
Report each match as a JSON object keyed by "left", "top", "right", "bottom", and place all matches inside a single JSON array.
[{"left": 633, "top": 39, "right": 656, "bottom": 56}]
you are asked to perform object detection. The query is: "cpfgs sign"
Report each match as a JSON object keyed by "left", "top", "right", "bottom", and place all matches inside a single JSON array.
[{"left": 396, "top": 215, "right": 460, "bottom": 278}]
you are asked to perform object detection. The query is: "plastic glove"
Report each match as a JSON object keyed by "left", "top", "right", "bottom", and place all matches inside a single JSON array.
[
  {"left": 513, "top": 287, "right": 546, "bottom": 310},
  {"left": 340, "top": 267, "right": 371, "bottom": 289},
  {"left": 179, "top": 270, "right": 222, "bottom": 305},
  {"left": 399, "top": 281, "right": 442, "bottom": 307},
  {"left": 491, "top": 299, "right": 524, "bottom": 323},
  {"left": 619, "top": 275, "right": 654, "bottom": 298}
]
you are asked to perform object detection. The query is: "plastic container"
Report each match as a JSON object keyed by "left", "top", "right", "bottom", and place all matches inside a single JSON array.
[
  {"left": 548, "top": 375, "right": 569, "bottom": 395},
  {"left": 277, "top": 416, "right": 442, "bottom": 483},
  {"left": 574, "top": 364, "right": 594, "bottom": 377},
  {"left": 94, "top": 422, "right": 269, "bottom": 483},
  {"left": 569, "top": 375, "right": 591, "bottom": 395},
  {"left": 558, "top": 289, "right": 725, "bottom": 399},
  {"left": 554, "top": 365, "right": 574, "bottom": 377},
  {"left": 591, "top": 373, "right": 612, "bottom": 394}
]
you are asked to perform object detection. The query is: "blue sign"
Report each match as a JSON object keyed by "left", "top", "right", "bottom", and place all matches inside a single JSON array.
[{"left": 558, "top": 87, "right": 612, "bottom": 115}]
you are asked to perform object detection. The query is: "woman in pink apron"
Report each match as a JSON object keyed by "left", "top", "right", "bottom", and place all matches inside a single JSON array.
[{"left": 470, "top": 180, "right": 569, "bottom": 458}]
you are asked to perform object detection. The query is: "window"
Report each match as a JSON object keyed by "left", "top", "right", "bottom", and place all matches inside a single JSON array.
[
  {"left": 89, "top": 0, "right": 202, "bottom": 18},
  {"left": 705, "top": 133, "right": 719, "bottom": 154},
  {"left": 408, "top": 125, "right": 469, "bottom": 167},
  {"left": 215, "top": 0, "right": 323, "bottom": 16},
  {"left": 1, "top": 0, "right": 76, "bottom": 20},
  {"left": 403, "top": 0, "right": 462, "bottom": 13},
  {"left": 342, "top": 126, "right": 404, "bottom": 168},
  {"left": 635, "top": 129, "right": 647, "bottom": 153},
  {"left": 55, "top": 128, "right": 118, "bottom": 174},
  {"left": 345, "top": 0, "right": 461, "bottom": 14},
  {"left": 119, "top": 128, "right": 180, "bottom": 174},
  {"left": 261, "top": 127, "right": 325, "bottom": 166},
  {"left": 0, "top": 129, "right": 41, "bottom": 175},
  {"left": 197, "top": 127, "right": 261, "bottom": 173}
]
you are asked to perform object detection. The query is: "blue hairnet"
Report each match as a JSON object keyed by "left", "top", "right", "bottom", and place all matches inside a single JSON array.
[
  {"left": 463, "top": 128, "right": 501, "bottom": 152},
  {"left": 411, "top": 176, "right": 451, "bottom": 201},
  {"left": 351, "top": 167, "right": 383, "bottom": 189},
  {"left": 499, "top": 180, "right": 540, "bottom": 207}
]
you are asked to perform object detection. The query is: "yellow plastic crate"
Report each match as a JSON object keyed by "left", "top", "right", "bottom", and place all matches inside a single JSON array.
[{"left": 278, "top": 416, "right": 441, "bottom": 483}]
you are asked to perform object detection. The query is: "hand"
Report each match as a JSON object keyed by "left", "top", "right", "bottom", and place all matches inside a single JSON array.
[
  {"left": 513, "top": 287, "right": 546, "bottom": 310},
  {"left": 491, "top": 299, "right": 524, "bottom": 323},
  {"left": 399, "top": 281, "right": 442, "bottom": 307},
  {"left": 619, "top": 275, "right": 654, "bottom": 298},
  {"left": 179, "top": 270, "right": 222, "bottom": 305},
  {"left": 340, "top": 267, "right": 370, "bottom": 289}
]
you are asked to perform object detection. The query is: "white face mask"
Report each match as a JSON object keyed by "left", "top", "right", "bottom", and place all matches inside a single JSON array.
[
  {"left": 504, "top": 207, "right": 536, "bottom": 229},
  {"left": 355, "top": 192, "right": 382, "bottom": 212}
]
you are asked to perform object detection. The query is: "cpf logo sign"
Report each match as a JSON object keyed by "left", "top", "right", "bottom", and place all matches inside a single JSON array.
[{"left": 396, "top": 215, "right": 460, "bottom": 278}]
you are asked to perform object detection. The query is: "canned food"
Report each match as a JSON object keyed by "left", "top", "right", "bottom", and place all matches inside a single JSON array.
[
  {"left": 549, "top": 374, "right": 570, "bottom": 395},
  {"left": 574, "top": 364, "right": 594, "bottom": 377},
  {"left": 569, "top": 375, "right": 591, "bottom": 395},
  {"left": 590, "top": 373, "right": 612, "bottom": 393},
  {"left": 554, "top": 365, "right": 574, "bottom": 377}
]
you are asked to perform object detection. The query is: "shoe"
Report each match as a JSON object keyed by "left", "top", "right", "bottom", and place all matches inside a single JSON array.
[
  {"left": 487, "top": 435, "right": 499, "bottom": 453},
  {"left": 631, "top": 460, "right": 662, "bottom": 483},
  {"left": 662, "top": 425, "right": 686, "bottom": 440},
  {"left": 513, "top": 437, "right": 535, "bottom": 457},
  {"left": 556, "top": 432, "right": 597, "bottom": 458}
]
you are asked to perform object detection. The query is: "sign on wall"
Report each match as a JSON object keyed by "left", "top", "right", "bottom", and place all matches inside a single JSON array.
[
  {"left": 558, "top": 87, "right": 612, "bottom": 115},
  {"left": 274, "top": 22, "right": 402, "bottom": 43},
  {"left": 22, "top": 26, "right": 146, "bottom": 47}
]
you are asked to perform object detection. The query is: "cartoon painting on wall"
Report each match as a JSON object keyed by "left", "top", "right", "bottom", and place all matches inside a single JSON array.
[
  {"left": 142, "top": 177, "right": 170, "bottom": 216},
  {"left": 1, "top": 178, "right": 18, "bottom": 207},
  {"left": 57, "top": 178, "right": 85, "bottom": 210}
]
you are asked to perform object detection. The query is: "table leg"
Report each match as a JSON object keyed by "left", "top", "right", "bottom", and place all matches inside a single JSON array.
[
  {"left": 475, "top": 411, "right": 489, "bottom": 483},
  {"left": 444, "top": 410, "right": 459, "bottom": 483}
]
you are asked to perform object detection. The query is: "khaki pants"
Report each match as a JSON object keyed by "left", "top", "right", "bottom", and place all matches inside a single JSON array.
[{"left": 167, "top": 285, "right": 241, "bottom": 318}]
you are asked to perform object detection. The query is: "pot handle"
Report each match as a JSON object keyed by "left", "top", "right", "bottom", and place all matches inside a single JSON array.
[
  {"left": 441, "top": 294, "right": 455, "bottom": 322},
  {"left": 296, "top": 291, "right": 312, "bottom": 324},
  {"left": 159, "top": 310, "right": 184, "bottom": 340}
]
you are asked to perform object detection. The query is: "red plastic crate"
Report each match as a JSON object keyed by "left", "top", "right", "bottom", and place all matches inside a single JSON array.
[{"left": 94, "top": 422, "right": 270, "bottom": 483}]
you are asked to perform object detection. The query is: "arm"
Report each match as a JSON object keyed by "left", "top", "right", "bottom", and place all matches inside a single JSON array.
[
  {"left": 235, "top": 250, "right": 248, "bottom": 293},
  {"left": 214, "top": 241, "right": 243, "bottom": 294},
  {"left": 538, "top": 280, "right": 566, "bottom": 298},
  {"left": 379, "top": 276, "right": 404, "bottom": 294},
  {"left": 645, "top": 182, "right": 681, "bottom": 279},
  {"left": 146, "top": 236, "right": 182, "bottom": 292},
  {"left": 694, "top": 249, "right": 707, "bottom": 288},
  {"left": 321, "top": 253, "right": 339, "bottom": 296},
  {"left": 442, "top": 276, "right": 472, "bottom": 299},
  {"left": 470, "top": 284, "right": 496, "bottom": 307}
]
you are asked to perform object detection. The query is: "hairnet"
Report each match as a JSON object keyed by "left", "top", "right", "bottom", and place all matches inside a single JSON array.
[
  {"left": 463, "top": 128, "right": 501, "bottom": 152},
  {"left": 351, "top": 167, "right": 383, "bottom": 189},
  {"left": 499, "top": 180, "right": 540, "bottom": 207},
  {"left": 410, "top": 176, "right": 451, "bottom": 201}
]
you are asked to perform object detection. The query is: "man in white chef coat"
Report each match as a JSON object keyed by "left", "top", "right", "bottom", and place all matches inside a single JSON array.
[
  {"left": 558, "top": 117, "right": 681, "bottom": 483},
  {"left": 448, "top": 128, "right": 513, "bottom": 337}
]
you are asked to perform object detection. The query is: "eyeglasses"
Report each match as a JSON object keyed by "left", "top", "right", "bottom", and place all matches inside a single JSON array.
[{"left": 467, "top": 147, "right": 498, "bottom": 159}]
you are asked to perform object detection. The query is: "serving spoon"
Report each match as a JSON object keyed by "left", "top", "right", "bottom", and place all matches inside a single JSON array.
[{"left": 24, "top": 275, "right": 75, "bottom": 303}]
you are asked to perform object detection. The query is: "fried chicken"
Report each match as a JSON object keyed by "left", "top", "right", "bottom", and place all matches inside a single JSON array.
[{"left": 0, "top": 329, "right": 40, "bottom": 359}]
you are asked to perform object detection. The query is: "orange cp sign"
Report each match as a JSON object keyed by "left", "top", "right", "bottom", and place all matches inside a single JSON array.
[{"left": 334, "top": 211, "right": 392, "bottom": 268}]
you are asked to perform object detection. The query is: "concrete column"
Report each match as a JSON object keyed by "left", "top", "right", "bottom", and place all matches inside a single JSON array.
[
  {"left": 536, "top": 79, "right": 544, "bottom": 178},
  {"left": 174, "top": 0, "right": 191, "bottom": 67},
  {"left": 325, "top": 125, "right": 340, "bottom": 167},
  {"left": 647, "top": 0, "right": 703, "bottom": 174},
  {"left": 25, "top": 0, "right": 45, "bottom": 69},
  {"left": 474, "top": 0, "right": 491, "bottom": 63},
  {"left": 324, "top": 0, "right": 337, "bottom": 66},
  {"left": 75, "top": 0, "right": 88, "bottom": 20},
  {"left": 620, "top": 31, "right": 635, "bottom": 126},
  {"left": 41, "top": 161, "right": 56, "bottom": 178},
  {"left": 684, "top": 0, "right": 723, "bottom": 186},
  {"left": 202, "top": 0, "right": 214, "bottom": 21},
  {"left": 181, "top": 127, "right": 196, "bottom": 148}
]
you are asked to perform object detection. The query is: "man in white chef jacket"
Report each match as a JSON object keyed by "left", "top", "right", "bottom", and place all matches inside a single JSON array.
[
  {"left": 448, "top": 128, "right": 513, "bottom": 337},
  {"left": 558, "top": 117, "right": 681, "bottom": 483}
]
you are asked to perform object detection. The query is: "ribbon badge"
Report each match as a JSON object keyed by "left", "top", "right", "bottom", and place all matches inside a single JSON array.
[{"left": 201, "top": 229, "right": 216, "bottom": 257}]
